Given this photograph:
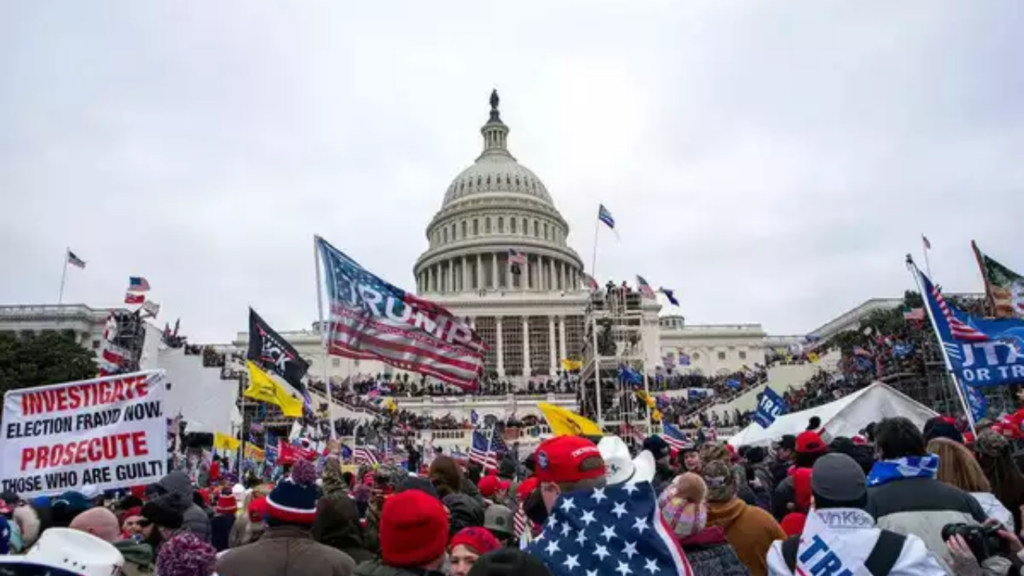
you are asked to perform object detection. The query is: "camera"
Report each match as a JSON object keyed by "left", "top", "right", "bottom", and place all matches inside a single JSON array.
[{"left": 942, "top": 523, "right": 1003, "bottom": 561}]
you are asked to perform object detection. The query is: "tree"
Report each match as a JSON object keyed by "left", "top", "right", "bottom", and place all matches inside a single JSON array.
[{"left": 0, "top": 330, "right": 97, "bottom": 397}]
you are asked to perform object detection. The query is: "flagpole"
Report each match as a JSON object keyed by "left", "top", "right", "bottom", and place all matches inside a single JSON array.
[
  {"left": 906, "top": 256, "right": 976, "bottom": 435},
  {"left": 590, "top": 217, "right": 600, "bottom": 282},
  {"left": 922, "top": 236, "right": 933, "bottom": 278},
  {"left": 313, "top": 236, "right": 336, "bottom": 439},
  {"left": 58, "top": 248, "right": 69, "bottom": 305}
]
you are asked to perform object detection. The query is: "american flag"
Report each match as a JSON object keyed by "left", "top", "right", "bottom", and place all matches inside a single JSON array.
[
  {"left": 354, "top": 445, "right": 379, "bottom": 467},
  {"left": 128, "top": 276, "right": 151, "bottom": 291},
  {"left": 526, "top": 481, "right": 693, "bottom": 576},
  {"left": 317, "top": 236, "right": 487, "bottom": 391},
  {"left": 470, "top": 430, "right": 498, "bottom": 470},
  {"left": 508, "top": 248, "right": 527, "bottom": 266},
  {"left": 620, "top": 423, "right": 646, "bottom": 446},
  {"left": 514, "top": 504, "right": 529, "bottom": 540},
  {"left": 661, "top": 423, "right": 690, "bottom": 451},
  {"left": 920, "top": 270, "right": 988, "bottom": 342},
  {"left": 582, "top": 273, "right": 599, "bottom": 294},
  {"left": 66, "top": 249, "right": 86, "bottom": 269},
  {"left": 636, "top": 275, "right": 656, "bottom": 299}
]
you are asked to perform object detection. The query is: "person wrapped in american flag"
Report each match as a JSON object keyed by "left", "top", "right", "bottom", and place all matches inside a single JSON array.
[{"left": 525, "top": 436, "right": 694, "bottom": 576}]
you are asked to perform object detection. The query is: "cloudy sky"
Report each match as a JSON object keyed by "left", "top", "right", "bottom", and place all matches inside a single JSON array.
[{"left": 2, "top": 1, "right": 1022, "bottom": 343}]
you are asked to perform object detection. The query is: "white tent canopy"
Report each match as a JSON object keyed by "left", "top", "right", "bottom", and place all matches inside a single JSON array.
[{"left": 727, "top": 382, "right": 937, "bottom": 448}]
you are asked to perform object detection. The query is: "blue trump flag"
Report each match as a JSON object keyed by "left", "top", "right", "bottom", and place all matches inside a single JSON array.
[
  {"left": 526, "top": 481, "right": 693, "bottom": 576},
  {"left": 963, "top": 382, "right": 988, "bottom": 423},
  {"left": 917, "top": 268, "right": 1024, "bottom": 387},
  {"left": 753, "top": 387, "right": 787, "bottom": 428}
]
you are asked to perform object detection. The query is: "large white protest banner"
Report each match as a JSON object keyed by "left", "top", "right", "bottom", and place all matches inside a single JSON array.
[{"left": 0, "top": 370, "right": 168, "bottom": 497}]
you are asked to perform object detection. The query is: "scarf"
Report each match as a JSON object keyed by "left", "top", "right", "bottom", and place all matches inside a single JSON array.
[{"left": 866, "top": 454, "right": 939, "bottom": 487}]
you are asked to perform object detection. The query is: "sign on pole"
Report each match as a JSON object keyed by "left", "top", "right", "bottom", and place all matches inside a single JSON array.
[{"left": 0, "top": 370, "right": 168, "bottom": 498}]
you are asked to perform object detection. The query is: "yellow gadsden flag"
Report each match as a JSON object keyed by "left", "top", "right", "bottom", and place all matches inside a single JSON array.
[
  {"left": 560, "top": 359, "right": 583, "bottom": 372},
  {"left": 214, "top": 432, "right": 241, "bottom": 451},
  {"left": 245, "top": 361, "right": 304, "bottom": 418},
  {"left": 538, "top": 402, "right": 603, "bottom": 437}
]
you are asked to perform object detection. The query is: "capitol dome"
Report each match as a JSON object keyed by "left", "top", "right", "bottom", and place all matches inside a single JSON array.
[{"left": 413, "top": 90, "right": 585, "bottom": 299}]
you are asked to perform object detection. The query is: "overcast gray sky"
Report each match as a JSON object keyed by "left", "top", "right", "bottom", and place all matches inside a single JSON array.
[{"left": 2, "top": 1, "right": 1022, "bottom": 343}]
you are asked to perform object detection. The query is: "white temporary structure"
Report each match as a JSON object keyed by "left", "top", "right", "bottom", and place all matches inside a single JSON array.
[{"left": 727, "top": 381, "right": 937, "bottom": 448}]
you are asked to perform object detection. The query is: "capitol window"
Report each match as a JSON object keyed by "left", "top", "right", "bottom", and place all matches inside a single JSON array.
[
  {"left": 473, "top": 219, "right": 479, "bottom": 235},
  {"left": 534, "top": 220, "right": 539, "bottom": 237},
  {"left": 511, "top": 218, "right": 517, "bottom": 233},
  {"left": 486, "top": 218, "right": 491, "bottom": 233},
  {"left": 522, "top": 218, "right": 527, "bottom": 234},
  {"left": 443, "top": 228, "right": 448, "bottom": 243},
  {"left": 693, "top": 352, "right": 700, "bottom": 360},
  {"left": 498, "top": 217, "right": 504, "bottom": 233},
  {"left": 718, "top": 351, "right": 726, "bottom": 360},
  {"left": 543, "top": 222, "right": 548, "bottom": 239},
  {"left": 332, "top": 358, "right": 340, "bottom": 367},
  {"left": 739, "top": 351, "right": 747, "bottom": 360},
  {"left": 461, "top": 221, "right": 467, "bottom": 238}
]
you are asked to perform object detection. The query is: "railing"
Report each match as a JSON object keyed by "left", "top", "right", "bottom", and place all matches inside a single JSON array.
[{"left": 0, "top": 304, "right": 107, "bottom": 321}]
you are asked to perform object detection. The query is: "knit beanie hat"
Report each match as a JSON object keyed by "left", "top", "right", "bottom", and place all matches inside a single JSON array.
[
  {"left": 379, "top": 489, "right": 450, "bottom": 568},
  {"left": 68, "top": 507, "right": 121, "bottom": 543},
  {"left": 156, "top": 532, "right": 216, "bottom": 576},
  {"left": 923, "top": 416, "right": 964, "bottom": 444},
  {"left": 468, "top": 548, "right": 554, "bottom": 576},
  {"left": 658, "top": 491, "right": 707, "bottom": 538},
  {"left": 450, "top": 526, "right": 501, "bottom": 555},
  {"left": 141, "top": 499, "right": 184, "bottom": 530},
  {"left": 395, "top": 475, "right": 440, "bottom": 500},
  {"left": 975, "top": 429, "right": 1011, "bottom": 457},
  {"left": 266, "top": 460, "right": 318, "bottom": 526},
  {"left": 703, "top": 461, "right": 738, "bottom": 502}
]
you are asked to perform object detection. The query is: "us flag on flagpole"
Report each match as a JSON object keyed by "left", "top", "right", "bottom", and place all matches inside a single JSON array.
[
  {"left": 636, "top": 275, "right": 656, "bottom": 299},
  {"left": 316, "top": 236, "right": 487, "bottom": 391}
]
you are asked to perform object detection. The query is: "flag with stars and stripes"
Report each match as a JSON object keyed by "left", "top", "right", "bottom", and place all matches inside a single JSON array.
[
  {"left": 660, "top": 423, "right": 689, "bottom": 452},
  {"left": 316, "top": 236, "right": 487, "bottom": 391},
  {"left": 636, "top": 275, "right": 656, "bottom": 300},
  {"left": 526, "top": 481, "right": 693, "bottom": 576},
  {"left": 470, "top": 430, "right": 498, "bottom": 470},
  {"left": 354, "top": 445, "right": 379, "bottom": 467},
  {"left": 917, "top": 266, "right": 1024, "bottom": 388},
  {"left": 489, "top": 426, "right": 509, "bottom": 454}
]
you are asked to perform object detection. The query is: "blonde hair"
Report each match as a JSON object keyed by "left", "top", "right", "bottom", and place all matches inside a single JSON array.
[{"left": 928, "top": 437, "right": 991, "bottom": 492}]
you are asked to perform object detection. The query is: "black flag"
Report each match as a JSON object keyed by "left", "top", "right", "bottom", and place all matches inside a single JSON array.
[{"left": 247, "top": 308, "right": 310, "bottom": 398}]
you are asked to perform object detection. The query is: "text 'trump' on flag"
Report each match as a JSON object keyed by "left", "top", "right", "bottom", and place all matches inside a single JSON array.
[{"left": 316, "top": 236, "right": 487, "bottom": 391}]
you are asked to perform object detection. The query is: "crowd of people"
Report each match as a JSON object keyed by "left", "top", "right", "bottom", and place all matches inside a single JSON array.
[{"left": 7, "top": 412, "right": 1024, "bottom": 576}]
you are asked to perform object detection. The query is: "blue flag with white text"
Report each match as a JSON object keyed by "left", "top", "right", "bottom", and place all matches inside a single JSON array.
[
  {"left": 918, "top": 268, "right": 1024, "bottom": 387},
  {"left": 753, "top": 387, "right": 787, "bottom": 428}
]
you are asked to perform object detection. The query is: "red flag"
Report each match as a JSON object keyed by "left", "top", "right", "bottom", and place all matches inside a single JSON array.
[{"left": 124, "top": 292, "right": 145, "bottom": 305}]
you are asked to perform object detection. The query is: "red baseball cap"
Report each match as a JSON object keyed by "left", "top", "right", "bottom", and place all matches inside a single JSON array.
[
  {"left": 516, "top": 476, "right": 539, "bottom": 501},
  {"left": 796, "top": 431, "right": 827, "bottom": 454},
  {"left": 534, "top": 436, "right": 605, "bottom": 484},
  {"left": 478, "top": 475, "right": 511, "bottom": 498}
]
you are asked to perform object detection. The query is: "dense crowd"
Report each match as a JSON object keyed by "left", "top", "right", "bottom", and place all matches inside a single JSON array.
[{"left": 9, "top": 411, "right": 1024, "bottom": 576}]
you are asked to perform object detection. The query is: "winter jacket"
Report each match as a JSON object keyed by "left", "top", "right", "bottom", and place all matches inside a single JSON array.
[
  {"left": 678, "top": 526, "right": 751, "bottom": 576},
  {"left": 113, "top": 539, "right": 156, "bottom": 576},
  {"left": 459, "top": 476, "right": 485, "bottom": 506},
  {"left": 353, "top": 559, "right": 445, "bottom": 576},
  {"left": 866, "top": 476, "right": 989, "bottom": 575},
  {"left": 312, "top": 491, "right": 376, "bottom": 564},
  {"left": 971, "top": 492, "right": 1015, "bottom": 532},
  {"left": 653, "top": 462, "right": 676, "bottom": 494},
  {"left": 771, "top": 474, "right": 799, "bottom": 521},
  {"left": 765, "top": 508, "right": 945, "bottom": 576},
  {"left": 155, "top": 471, "right": 211, "bottom": 542},
  {"left": 211, "top": 513, "right": 236, "bottom": 552},
  {"left": 707, "top": 497, "right": 787, "bottom": 576},
  {"left": 217, "top": 525, "right": 356, "bottom": 576},
  {"left": 443, "top": 493, "right": 485, "bottom": 536}
]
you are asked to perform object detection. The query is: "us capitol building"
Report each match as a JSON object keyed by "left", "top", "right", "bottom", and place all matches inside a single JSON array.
[{"left": 0, "top": 92, "right": 777, "bottom": 386}]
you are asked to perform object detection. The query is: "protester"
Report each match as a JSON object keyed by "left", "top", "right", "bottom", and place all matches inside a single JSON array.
[
  {"left": 114, "top": 534, "right": 157, "bottom": 576},
  {"left": 140, "top": 496, "right": 185, "bottom": 556},
  {"left": 482, "top": 505, "right": 516, "bottom": 545},
  {"left": 769, "top": 436, "right": 795, "bottom": 485},
  {"left": 928, "top": 437, "right": 1015, "bottom": 531},
  {"left": 643, "top": 435, "right": 676, "bottom": 491},
  {"left": 766, "top": 453, "right": 945, "bottom": 575},
  {"left": 210, "top": 492, "right": 237, "bottom": 552},
  {"left": 865, "top": 416, "right": 988, "bottom": 574},
  {"left": 0, "top": 528, "right": 125, "bottom": 575},
  {"left": 217, "top": 460, "right": 356, "bottom": 576},
  {"left": 682, "top": 445, "right": 703, "bottom": 473},
  {"left": 771, "top": 430, "right": 828, "bottom": 521},
  {"left": 704, "top": 460, "right": 785, "bottom": 576},
  {"left": 531, "top": 436, "right": 607, "bottom": 513},
  {"left": 149, "top": 471, "right": 212, "bottom": 543},
  {"left": 467, "top": 548, "right": 554, "bottom": 576},
  {"left": 69, "top": 507, "right": 121, "bottom": 543},
  {"left": 312, "top": 473, "right": 375, "bottom": 564},
  {"left": 973, "top": 429, "right": 1024, "bottom": 534},
  {"left": 661, "top": 473, "right": 749, "bottom": 576},
  {"left": 449, "top": 526, "right": 502, "bottom": 576},
  {"left": 355, "top": 489, "right": 450, "bottom": 576}
]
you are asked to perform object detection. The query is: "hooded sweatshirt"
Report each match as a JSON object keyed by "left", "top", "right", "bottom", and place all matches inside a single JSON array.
[
  {"left": 312, "top": 492, "right": 375, "bottom": 564},
  {"left": 154, "top": 471, "right": 211, "bottom": 542},
  {"left": 707, "top": 497, "right": 786, "bottom": 576}
]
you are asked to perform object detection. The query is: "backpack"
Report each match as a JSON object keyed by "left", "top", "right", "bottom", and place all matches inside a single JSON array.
[{"left": 781, "top": 530, "right": 906, "bottom": 576}]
